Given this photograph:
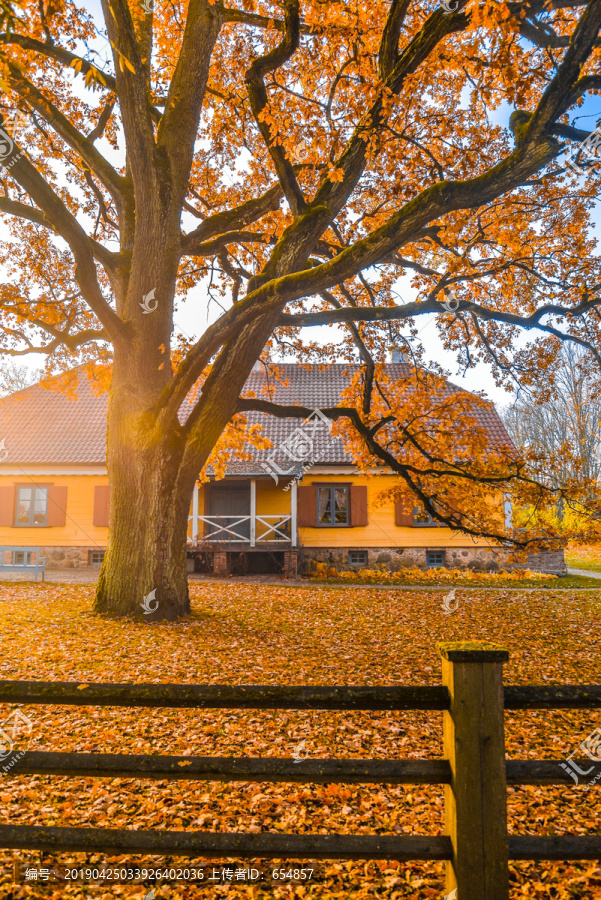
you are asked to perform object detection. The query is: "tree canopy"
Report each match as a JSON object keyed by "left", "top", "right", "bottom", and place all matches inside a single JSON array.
[{"left": 1, "top": 0, "right": 601, "bottom": 612}]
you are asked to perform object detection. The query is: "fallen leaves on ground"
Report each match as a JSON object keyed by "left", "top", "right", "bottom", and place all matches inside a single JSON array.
[
  {"left": 312, "top": 565, "right": 555, "bottom": 585},
  {"left": 0, "top": 583, "right": 598, "bottom": 899},
  {"left": 567, "top": 542, "right": 601, "bottom": 572}
]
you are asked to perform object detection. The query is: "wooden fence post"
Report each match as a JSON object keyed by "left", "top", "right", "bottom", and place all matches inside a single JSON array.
[{"left": 437, "top": 641, "right": 510, "bottom": 900}]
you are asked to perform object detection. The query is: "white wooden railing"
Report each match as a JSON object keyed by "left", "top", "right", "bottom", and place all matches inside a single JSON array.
[{"left": 187, "top": 514, "right": 292, "bottom": 545}]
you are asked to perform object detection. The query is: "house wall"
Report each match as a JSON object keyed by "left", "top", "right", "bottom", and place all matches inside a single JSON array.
[
  {"left": 0, "top": 470, "right": 109, "bottom": 567},
  {"left": 0, "top": 470, "right": 566, "bottom": 575},
  {"left": 294, "top": 473, "right": 566, "bottom": 575},
  {"left": 297, "top": 472, "right": 492, "bottom": 548},
  {"left": 256, "top": 479, "right": 293, "bottom": 516}
]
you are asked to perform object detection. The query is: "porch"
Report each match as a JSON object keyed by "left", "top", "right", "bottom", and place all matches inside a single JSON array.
[{"left": 187, "top": 477, "right": 298, "bottom": 549}]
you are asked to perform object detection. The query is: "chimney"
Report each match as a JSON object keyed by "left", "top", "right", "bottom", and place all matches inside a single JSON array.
[{"left": 390, "top": 349, "right": 403, "bottom": 363}]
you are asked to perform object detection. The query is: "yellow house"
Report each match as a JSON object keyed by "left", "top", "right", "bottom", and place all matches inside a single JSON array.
[{"left": 0, "top": 362, "right": 560, "bottom": 577}]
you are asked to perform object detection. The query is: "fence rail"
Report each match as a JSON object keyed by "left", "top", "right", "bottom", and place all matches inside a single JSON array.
[
  {"left": 2, "top": 680, "right": 600, "bottom": 710},
  {"left": 188, "top": 514, "right": 292, "bottom": 544},
  {"left": 5, "top": 750, "right": 601, "bottom": 786},
  {"left": 0, "top": 641, "right": 600, "bottom": 899}
]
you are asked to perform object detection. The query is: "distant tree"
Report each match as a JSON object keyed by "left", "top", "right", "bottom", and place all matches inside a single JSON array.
[
  {"left": 503, "top": 344, "right": 601, "bottom": 490},
  {"left": 0, "top": 358, "right": 37, "bottom": 396}
]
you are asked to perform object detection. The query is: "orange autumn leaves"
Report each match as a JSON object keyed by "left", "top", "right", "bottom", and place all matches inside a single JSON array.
[
  {"left": 0, "top": 581, "right": 599, "bottom": 898},
  {"left": 0, "top": 1, "right": 601, "bottom": 561}
]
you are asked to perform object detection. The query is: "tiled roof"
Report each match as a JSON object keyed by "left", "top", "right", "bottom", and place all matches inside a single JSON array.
[
  {"left": 0, "top": 370, "right": 108, "bottom": 465},
  {"left": 0, "top": 364, "right": 513, "bottom": 469}
]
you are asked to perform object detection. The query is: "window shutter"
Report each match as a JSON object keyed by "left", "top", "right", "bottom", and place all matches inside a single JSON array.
[
  {"left": 93, "top": 485, "right": 110, "bottom": 527},
  {"left": 395, "top": 499, "right": 414, "bottom": 527},
  {"left": 0, "top": 486, "right": 15, "bottom": 526},
  {"left": 350, "top": 485, "right": 368, "bottom": 527},
  {"left": 47, "top": 486, "right": 67, "bottom": 527},
  {"left": 297, "top": 485, "right": 316, "bottom": 527}
]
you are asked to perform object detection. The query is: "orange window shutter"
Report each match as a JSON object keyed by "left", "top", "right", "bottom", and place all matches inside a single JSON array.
[
  {"left": 350, "top": 485, "right": 368, "bottom": 526},
  {"left": 93, "top": 485, "right": 110, "bottom": 527},
  {"left": 47, "top": 486, "right": 67, "bottom": 527},
  {"left": 0, "top": 485, "right": 15, "bottom": 526},
  {"left": 297, "top": 485, "right": 317, "bottom": 527},
  {"left": 395, "top": 499, "right": 414, "bottom": 527}
]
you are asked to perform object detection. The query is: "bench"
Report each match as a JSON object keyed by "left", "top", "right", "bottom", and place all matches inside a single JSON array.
[{"left": 0, "top": 547, "right": 46, "bottom": 582}]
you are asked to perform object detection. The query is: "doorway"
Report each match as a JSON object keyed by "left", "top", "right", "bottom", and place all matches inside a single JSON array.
[{"left": 206, "top": 481, "right": 251, "bottom": 542}]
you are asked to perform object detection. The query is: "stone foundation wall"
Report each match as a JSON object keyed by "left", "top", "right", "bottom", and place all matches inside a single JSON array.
[
  {"left": 300, "top": 546, "right": 566, "bottom": 576},
  {"left": 36, "top": 546, "right": 104, "bottom": 569},
  {"left": 509, "top": 549, "right": 567, "bottom": 576},
  {"left": 26, "top": 543, "right": 567, "bottom": 576}
]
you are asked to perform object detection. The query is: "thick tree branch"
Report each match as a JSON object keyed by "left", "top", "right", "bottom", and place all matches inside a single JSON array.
[
  {"left": 157, "top": 0, "right": 221, "bottom": 200},
  {"left": 0, "top": 196, "right": 51, "bottom": 229},
  {"left": 312, "top": 8, "right": 470, "bottom": 221},
  {"left": 567, "top": 74, "right": 601, "bottom": 107},
  {"left": 88, "top": 100, "right": 115, "bottom": 144},
  {"left": 247, "top": 1, "right": 601, "bottom": 318},
  {"left": 100, "top": 0, "right": 156, "bottom": 188},
  {"left": 280, "top": 294, "right": 601, "bottom": 330},
  {"left": 4, "top": 63, "right": 125, "bottom": 210},
  {"left": 244, "top": 6, "right": 471, "bottom": 294},
  {"left": 219, "top": 5, "right": 313, "bottom": 33},
  {"left": 379, "top": 0, "right": 411, "bottom": 79},
  {"left": 3, "top": 151, "right": 126, "bottom": 345},
  {"left": 524, "top": 0, "right": 601, "bottom": 143},
  {"left": 244, "top": 0, "right": 306, "bottom": 216},
  {"left": 235, "top": 397, "right": 534, "bottom": 546},
  {"left": 185, "top": 231, "right": 273, "bottom": 258},
  {"left": 181, "top": 183, "right": 283, "bottom": 254}
]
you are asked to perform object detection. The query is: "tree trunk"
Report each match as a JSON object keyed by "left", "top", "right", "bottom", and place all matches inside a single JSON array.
[
  {"left": 93, "top": 440, "right": 195, "bottom": 620},
  {"left": 93, "top": 353, "right": 199, "bottom": 620},
  {"left": 92, "top": 240, "right": 276, "bottom": 619}
]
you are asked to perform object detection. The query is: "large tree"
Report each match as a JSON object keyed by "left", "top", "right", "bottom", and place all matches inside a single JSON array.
[{"left": 1, "top": 0, "right": 601, "bottom": 618}]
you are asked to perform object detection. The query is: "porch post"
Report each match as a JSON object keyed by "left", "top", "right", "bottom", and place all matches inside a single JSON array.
[
  {"left": 291, "top": 479, "right": 297, "bottom": 548},
  {"left": 192, "top": 483, "right": 199, "bottom": 542},
  {"left": 250, "top": 478, "right": 256, "bottom": 547}
]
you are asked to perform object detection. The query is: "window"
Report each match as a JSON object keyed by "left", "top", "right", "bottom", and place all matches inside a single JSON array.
[
  {"left": 349, "top": 550, "right": 368, "bottom": 567},
  {"left": 13, "top": 551, "right": 33, "bottom": 565},
  {"left": 426, "top": 550, "right": 445, "bottom": 568},
  {"left": 414, "top": 507, "right": 438, "bottom": 526},
  {"left": 15, "top": 487, "right": 48, "bottom": 526},
  {"left": 89, "top": 550, "right": 105, "bottom": 566},
  {"left": 317, "top": 486, "right": 349, "bottom": 526}
]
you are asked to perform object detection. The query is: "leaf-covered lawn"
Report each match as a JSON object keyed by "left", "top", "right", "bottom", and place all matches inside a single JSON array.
[
  {"left": 0, "top": 583, "right": 599, "bottom": 899},
  {"left": 566, "top": 542, "right": 601, "bottom": 574}
]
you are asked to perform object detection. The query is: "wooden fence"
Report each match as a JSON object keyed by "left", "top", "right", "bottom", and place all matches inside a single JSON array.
[{"left": 0, "top": 640, "right": 600, "bottom": 899}]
